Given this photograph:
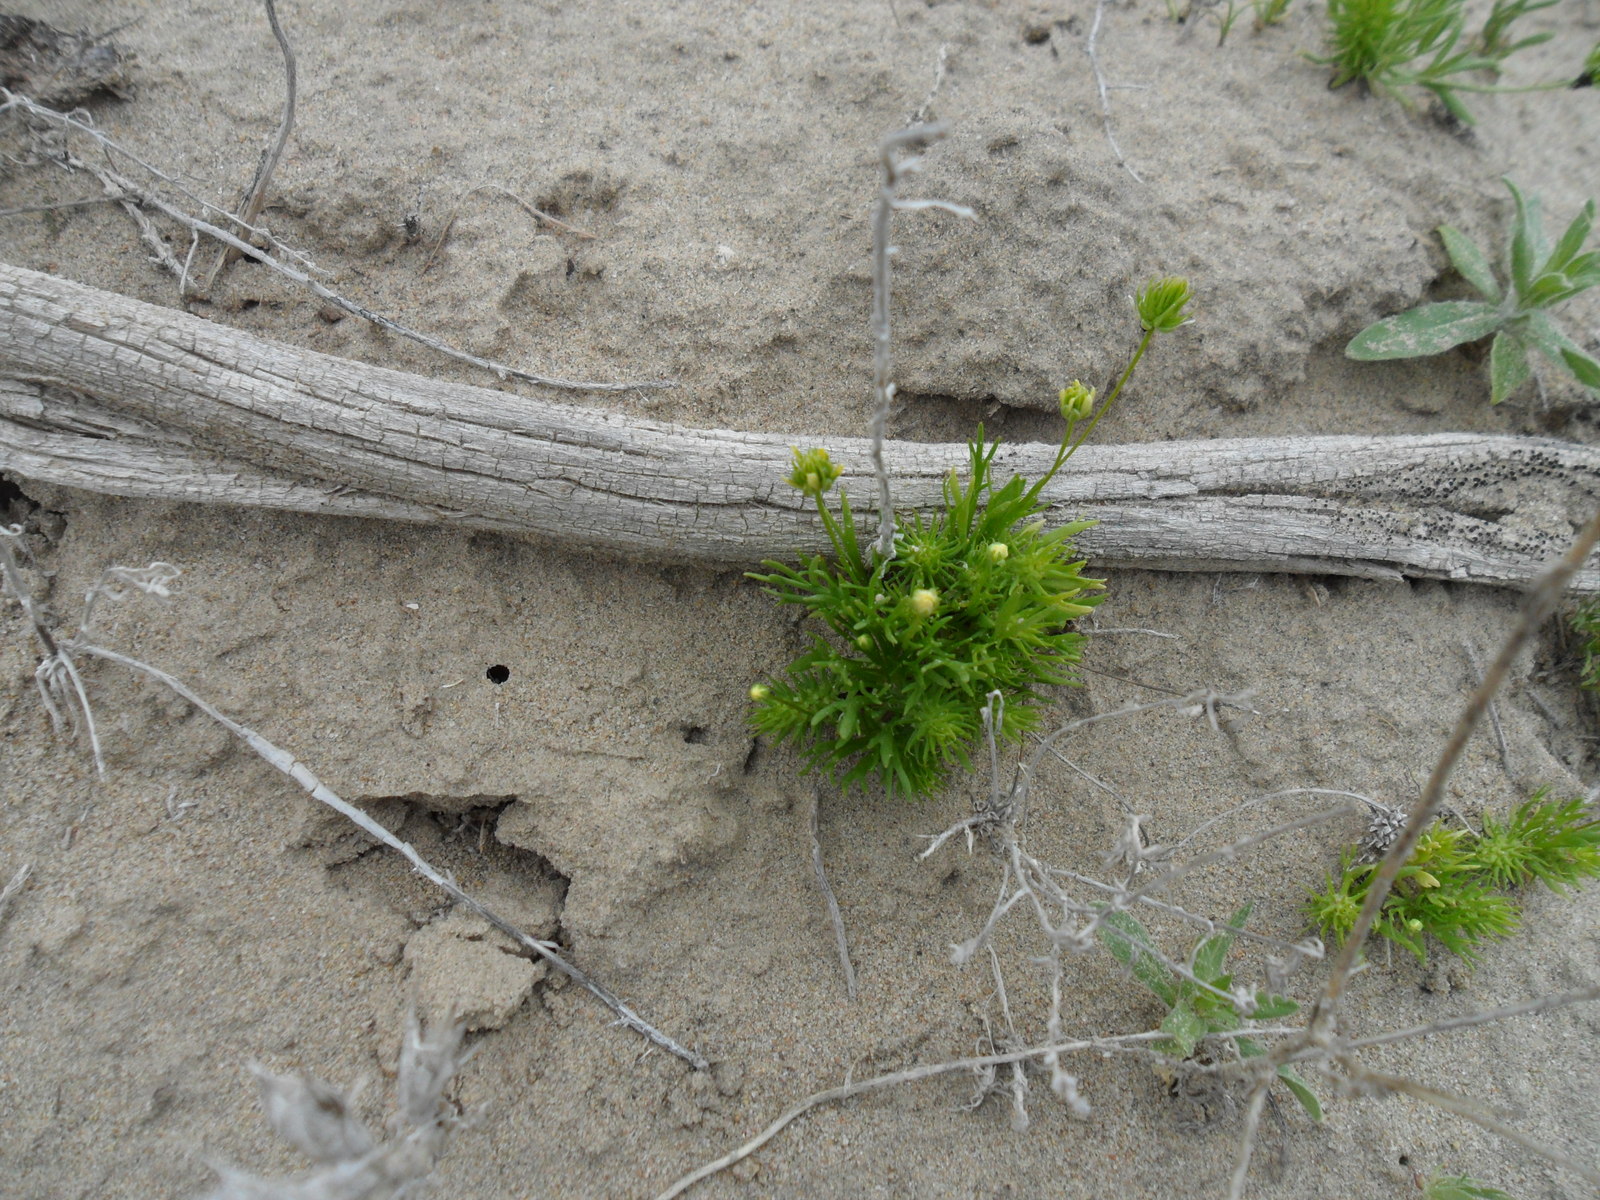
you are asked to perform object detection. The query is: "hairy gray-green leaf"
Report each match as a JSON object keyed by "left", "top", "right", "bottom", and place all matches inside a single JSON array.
[
  {"left": 1489, "top": 330, "right": 1531, "bottom": 403},
  {"left": 1546, "top": 200, "right": 1596, "bottom": 274},
  {"left": 1159, "top": 1002, "right": 1206, "bottom": 1059},
  {"left": 1345, "top": 301, "right": 1502, "bottom": 360},
  {"left": 1562, "top": 346, "right": 1600, "bottom": 391},
  {"left": 1438, "top": 224, "right": 1501, "bottom": 301},
  {"left": 1276, "top": 1065, "right": 1325, "bottom": 1122},
  {"left": 1098, "top": 910, "right": 1177, "bottom": 1006}
]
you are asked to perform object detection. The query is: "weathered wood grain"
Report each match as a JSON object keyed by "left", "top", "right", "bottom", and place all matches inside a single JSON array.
[{"left": 3, "top": 262, "right": 1597, "bottom": 589}]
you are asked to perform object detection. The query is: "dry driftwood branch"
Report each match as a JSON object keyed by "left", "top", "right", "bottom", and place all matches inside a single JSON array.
[
  {"left": 203, "top": 0, "right": 298, "bottom": 291},
  {"left": 3, "top": 262, "right": 1599, "bottom": 589}
]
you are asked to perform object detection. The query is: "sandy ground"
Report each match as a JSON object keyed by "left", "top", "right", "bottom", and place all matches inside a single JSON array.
[{"left": 3, "top": 1, "right": 1600, "bottom": 1197}]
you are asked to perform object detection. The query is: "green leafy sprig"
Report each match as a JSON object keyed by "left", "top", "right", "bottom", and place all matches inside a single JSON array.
[
  {"left": 1096, "top": 905, "right": 1323, "bottom": 1121},
  {"left": 1306, "top": 790, "right": 1600, "bottom": 963},
  {"left": 1570, "top": 594, "right": 1600, "bottom": 693},
  {"left": 1312, "top": 0, "right": 1594, "bottom": 124},
  {"left": 1423, "top": 1171, "right": 1517, "bottom": 1200},
  {"left": 747, "top": 278, "right": 1192, "bottom": 799},
  {"left": 1346, "top": 178, "right": 1600, "bottom": 404}
]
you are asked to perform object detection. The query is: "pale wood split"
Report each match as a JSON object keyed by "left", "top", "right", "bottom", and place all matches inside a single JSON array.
[{"left": 2, "top": 263, "right": 1597, "bottom": 590}]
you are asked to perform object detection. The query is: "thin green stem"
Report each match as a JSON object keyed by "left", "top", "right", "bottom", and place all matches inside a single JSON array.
[
  {"left": 1421, "top": 77, "right": 1576, "bottom": 94},
  {"left": 1024, "top": 327, "right": 1156, "bottom": 507}
]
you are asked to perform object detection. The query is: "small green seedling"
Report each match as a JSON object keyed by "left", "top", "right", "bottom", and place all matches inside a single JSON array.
[
  {"left": 1422, "top": 1171, "right": 1517, "bottom": 1200},
  {"left": 1096, "top": 904, "right": 1323, "bottom": 1121},
  {"left": 1307, "top": 790, "right": 1600, "bottom": 962},
  {"left": 1313, "top": 0, "right": 1593, "bottom": 123},
  {"left": 747, "top": 278, "right": 1193, "bottom": 798},
  {"left": 1162, "top": 0, "right": 1293, "bottom": 47},
  {"left": 1346, "top": 178, "right": 1600, "bottom": 404}
]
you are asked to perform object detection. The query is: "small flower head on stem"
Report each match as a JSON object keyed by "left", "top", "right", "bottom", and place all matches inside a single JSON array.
[
  {"left": 1058, "top": 381, "right": 1096, "bottom": 422},
  {"left": 786, "top": 447, "right": 843, "bottom": 498},
  {"left": 1136, "top": 276, "right": 1195, "bottom": 334}
]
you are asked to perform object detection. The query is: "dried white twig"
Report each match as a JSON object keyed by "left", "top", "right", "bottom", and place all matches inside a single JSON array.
[
  {"left": 0, "top": 550, "right": 707, "bottom": 1070},
  {"left": 868, "top": 124, "right": 976, "bottom": 561},
  {"left": 907, "top": 43, "right": 950, "bottom": 126},
  {"left": 1344, "top": 1067, "right": 1600, "bottom": 1191},
  {"left": 1462, "top": 638, "right": 1509, "bottom": 770},
  {"left": 0, "top": 90, "right": 670, "bottom": 393},
  {"left": 422, "top": 183, "right": 595, "bottom": 274},
  {"left": 1226, "top": 1082, "right": 1271, "bottom": 1200},
  {"left": 78, "top": 639, "right": 706, "bottom": 1070},
  {"left": 202, "top": 1012, "right": 473, "bottom": 1200},
  {"left": 653, "top": 1031, "right": 1170, "bottom": 1200},
  {"left": 0, "top": 862, "right": 31, "bottom": 928},
  {"left": 1346, "top": 985, "right": 1600, "bottom": 1050},
  {"left": 1081, "top": 0, "right": 1143, "bottom": 183},
  {"left": 205, "top": 0, "right": 297, "bottom": 291},
  {"left": 807, "top": 787, "right": 856, "bottom": 1000}
]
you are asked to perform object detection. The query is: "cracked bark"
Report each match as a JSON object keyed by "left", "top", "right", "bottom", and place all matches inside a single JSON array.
[{"left": 3, "top": 262, "right": 1597, "bottom": 589}]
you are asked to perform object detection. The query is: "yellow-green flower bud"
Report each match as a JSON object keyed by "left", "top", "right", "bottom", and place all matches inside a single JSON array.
[
  {"left": 786, "top": 447, "right": 843, "bottom": 497},
  {"left": 855, "top": 634, "right": 872, "bottom": 651},
  {"left": 1414, "top": 870, "right": 1440, "bottom": 889},
  {"left": 749, "top": 684, "right": 771, "bottom": 702},
  {"left": 987, "top": 542, "right": 1009, "bottom": 563},
  {"left": 1058, "top": 381, "right": 1096, "bottom": 422},
  {"left": 910, "top": 588, "right": 939, "bottom": 617},
  {"left": 1136, "top": 275, "right": 1194, "bottom": 334},
  {"left": 1406, "top": 918, "right": 1424, "bottom": 933}
]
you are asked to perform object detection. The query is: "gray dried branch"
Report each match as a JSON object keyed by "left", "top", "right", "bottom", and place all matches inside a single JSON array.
[
  {"left": 868, "top": 123, "right": 976, "bottom": 561},
  {"left": 79, "top": 639, "right": 707, "bottom": 1071},
  {"left": 0, "top": 90, "right": 670, "bottom": 393},
  {"left": 1311, "top": 508, "right": 1600, "bottom": 1034},
  {"left": 204, "top": 0, "right": 297, "bottom": 292},
  {"left": 0, "top": 862, "right": 31, "bottom": 928},
  {"left": 201, "top": 1013, "right": 471, "bottom": 1200},
  {"left": 1082, "top": 0, "right": 1143, "bottom": 183},
  {"left": 653, "top": 1031, "right": 1171, "bottom": 1200},
  {"left": 421, "top": 183, "right": 595, "bottom": 275},
  {"left": 6, "top": 266, "right": 1600, "bottom": 585},
  {"left": 807, "top": 787, "right": 856, "bottom": 1000},
  {"left": 0, "top": 547, "right": 708, "bottom": 1070}
]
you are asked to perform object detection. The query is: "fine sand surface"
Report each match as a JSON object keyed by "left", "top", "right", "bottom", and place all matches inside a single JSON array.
[{"left": 3, "top": 1, "right": 1600, "bottom": 1197}]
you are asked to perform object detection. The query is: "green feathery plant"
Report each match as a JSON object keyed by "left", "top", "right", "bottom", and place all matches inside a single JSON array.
[
  {"left": 1346, "top": 178, "right": 1600, "bottom": 404},
  {"left": 1307, "top": 790, "right": 1600, "bottom": 962},
  {"left": 1571, "top": 594, "right": 1600, "bottom": 692},
  {"left": 1096, "top": 904, "right": 1323, "bottom": 1120},
  {"left": 746, "top": 277, "right": 1194, "bottom": 799},
  {"left": 1312, "top": 0, "right": 1597, "bottom": 123}
]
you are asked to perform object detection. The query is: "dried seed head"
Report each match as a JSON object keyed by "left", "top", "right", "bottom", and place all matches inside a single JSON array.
[{"left": 1358, "top": 803, "right": 1408, "bottom": 862}]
